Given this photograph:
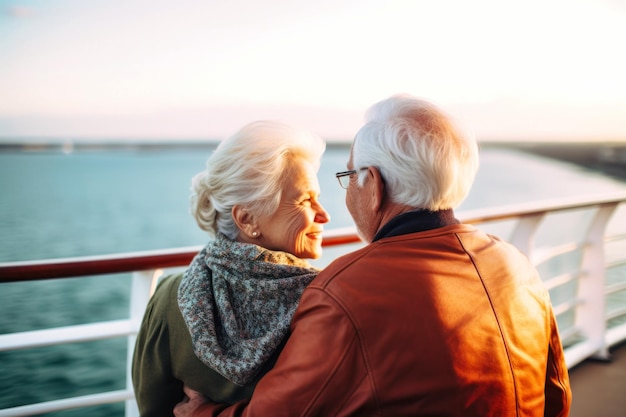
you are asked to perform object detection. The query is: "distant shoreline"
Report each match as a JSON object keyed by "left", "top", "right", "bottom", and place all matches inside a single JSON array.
[
  {"left": 0, "top": 140, "right": 219, "bottom": 153},
  {"left": 2, "top": 139, "right": 625, "bottom": 181},
  {"left": 0, "top": 139, "right": 354, "bottom": 153}
]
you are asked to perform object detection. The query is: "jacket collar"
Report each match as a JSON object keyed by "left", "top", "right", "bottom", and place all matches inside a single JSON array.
[{"left": 373, "top": 208, "right": 460, "bottom": 242}]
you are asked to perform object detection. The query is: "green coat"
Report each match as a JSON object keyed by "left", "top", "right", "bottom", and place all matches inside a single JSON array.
[{"left": 131, "top": 273, "right": 282, "bottom": 417}]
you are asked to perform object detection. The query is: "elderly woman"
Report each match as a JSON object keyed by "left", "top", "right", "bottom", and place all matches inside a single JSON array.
[{"left": 131, "top": 120, "right": 330, "bottom": 416}]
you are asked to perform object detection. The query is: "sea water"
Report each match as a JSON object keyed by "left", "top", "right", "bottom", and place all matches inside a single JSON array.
[{"left": 1, "top": 144, "right": 626, "bottom": 416}]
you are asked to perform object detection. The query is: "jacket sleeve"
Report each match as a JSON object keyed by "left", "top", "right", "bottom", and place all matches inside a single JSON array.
[
  {"left": 544, "top": 310, "right": 572, "bottom": 417},
  {"left": 191, "top": 286, "right": 372, "bottom": 417}
]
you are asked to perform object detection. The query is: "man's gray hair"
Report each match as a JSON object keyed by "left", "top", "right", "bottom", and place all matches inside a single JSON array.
[{"left": 353, "top": 94, "right": 479, "bottom": 211}]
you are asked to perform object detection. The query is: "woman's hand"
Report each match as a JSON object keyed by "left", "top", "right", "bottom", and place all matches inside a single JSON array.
[{"left": 173, "top": 385, "right": 208, "bottom": 417}]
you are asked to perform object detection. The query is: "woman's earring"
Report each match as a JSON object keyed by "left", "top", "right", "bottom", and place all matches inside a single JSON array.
[{"left": 252, "top": 231, "right": 259, "bottom": 237}]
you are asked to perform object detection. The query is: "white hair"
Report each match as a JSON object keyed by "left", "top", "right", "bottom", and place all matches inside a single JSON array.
[
  {"left": 191, "top": 120, "right": 326, "bottom": 239},
  {"left": 353, "top": 94, "right": 479, "bottom": 211}
]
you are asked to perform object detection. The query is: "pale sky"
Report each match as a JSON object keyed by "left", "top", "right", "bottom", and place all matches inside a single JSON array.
[{"left": 1, "top": 0, "right": 626, "bottom": 141}]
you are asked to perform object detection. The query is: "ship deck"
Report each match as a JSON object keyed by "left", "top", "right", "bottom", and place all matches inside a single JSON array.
[{"left": 569, "top": 342, "right": 626, "bottom": 416}]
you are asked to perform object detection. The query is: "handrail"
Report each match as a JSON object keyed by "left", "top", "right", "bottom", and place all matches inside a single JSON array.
[
  {"left": 1, "top": 193, "right": 623, "bottom": 283},
  {"left": 0, "top": 228, "right": 363, "bottom": 283},
  {"left": 1, "top": 192, "right": 626, "bottom": 417}
]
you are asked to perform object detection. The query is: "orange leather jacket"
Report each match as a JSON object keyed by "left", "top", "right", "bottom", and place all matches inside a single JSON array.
[{"left": 195, "top": 221, "right": 572, "bottom": 417}]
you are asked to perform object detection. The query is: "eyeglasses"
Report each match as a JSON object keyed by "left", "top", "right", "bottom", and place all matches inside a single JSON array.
[{"left": 335, "top": 168, "right": 366, "bottom": 189}]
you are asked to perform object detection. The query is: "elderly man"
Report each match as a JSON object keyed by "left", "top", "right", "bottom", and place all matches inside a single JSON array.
[{"left": 174, "top": 94, "right": 572, "bottom": 417}]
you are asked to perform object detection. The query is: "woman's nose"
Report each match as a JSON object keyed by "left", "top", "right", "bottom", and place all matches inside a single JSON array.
[{"left": 314, "top": 202, "right": 330, "bottom": 223}]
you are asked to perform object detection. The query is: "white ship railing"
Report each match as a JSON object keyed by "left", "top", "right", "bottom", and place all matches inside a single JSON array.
[{"left": 1, "top": 192, "right": 625, "bottom": 416}]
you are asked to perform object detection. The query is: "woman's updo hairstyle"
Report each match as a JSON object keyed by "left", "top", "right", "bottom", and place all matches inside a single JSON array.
[{"left": 190, "top": 120, "right": 326, "bottom": 240}]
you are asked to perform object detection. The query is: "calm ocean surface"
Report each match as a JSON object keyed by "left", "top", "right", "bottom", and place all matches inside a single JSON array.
[{"left": 1, "top": 144, "right": 626, "bottom": 416}]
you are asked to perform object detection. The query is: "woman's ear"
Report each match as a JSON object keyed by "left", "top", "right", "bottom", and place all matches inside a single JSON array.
[
  {"left": 368, "top": 167, "right": 385, "bottom": 212},
  {"left": 232, "top": 205, "right": 259, "bottom": 239}
]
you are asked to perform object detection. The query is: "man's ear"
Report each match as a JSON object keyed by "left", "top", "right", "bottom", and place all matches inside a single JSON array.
[
  {"left": 232, "top": 205, "right": 257, "bottom": 238},
  {"left": 367, "top": 167, "right": 385, "bottom": 212}
]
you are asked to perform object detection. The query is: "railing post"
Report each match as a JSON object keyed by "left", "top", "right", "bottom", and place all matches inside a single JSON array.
[
  {"left": 125, "top": 269, "right": 162, "bottom": 417},
  {"left": 576, "top": 203, "right": 618, "bottom": 361},
  {"left": 509, "top": 213, "right": 545, "bottom": 259}
]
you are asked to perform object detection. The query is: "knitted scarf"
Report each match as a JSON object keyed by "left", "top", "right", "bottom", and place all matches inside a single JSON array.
[{"left": 177, "top": 233, "right": 319, "bottom": 386}]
